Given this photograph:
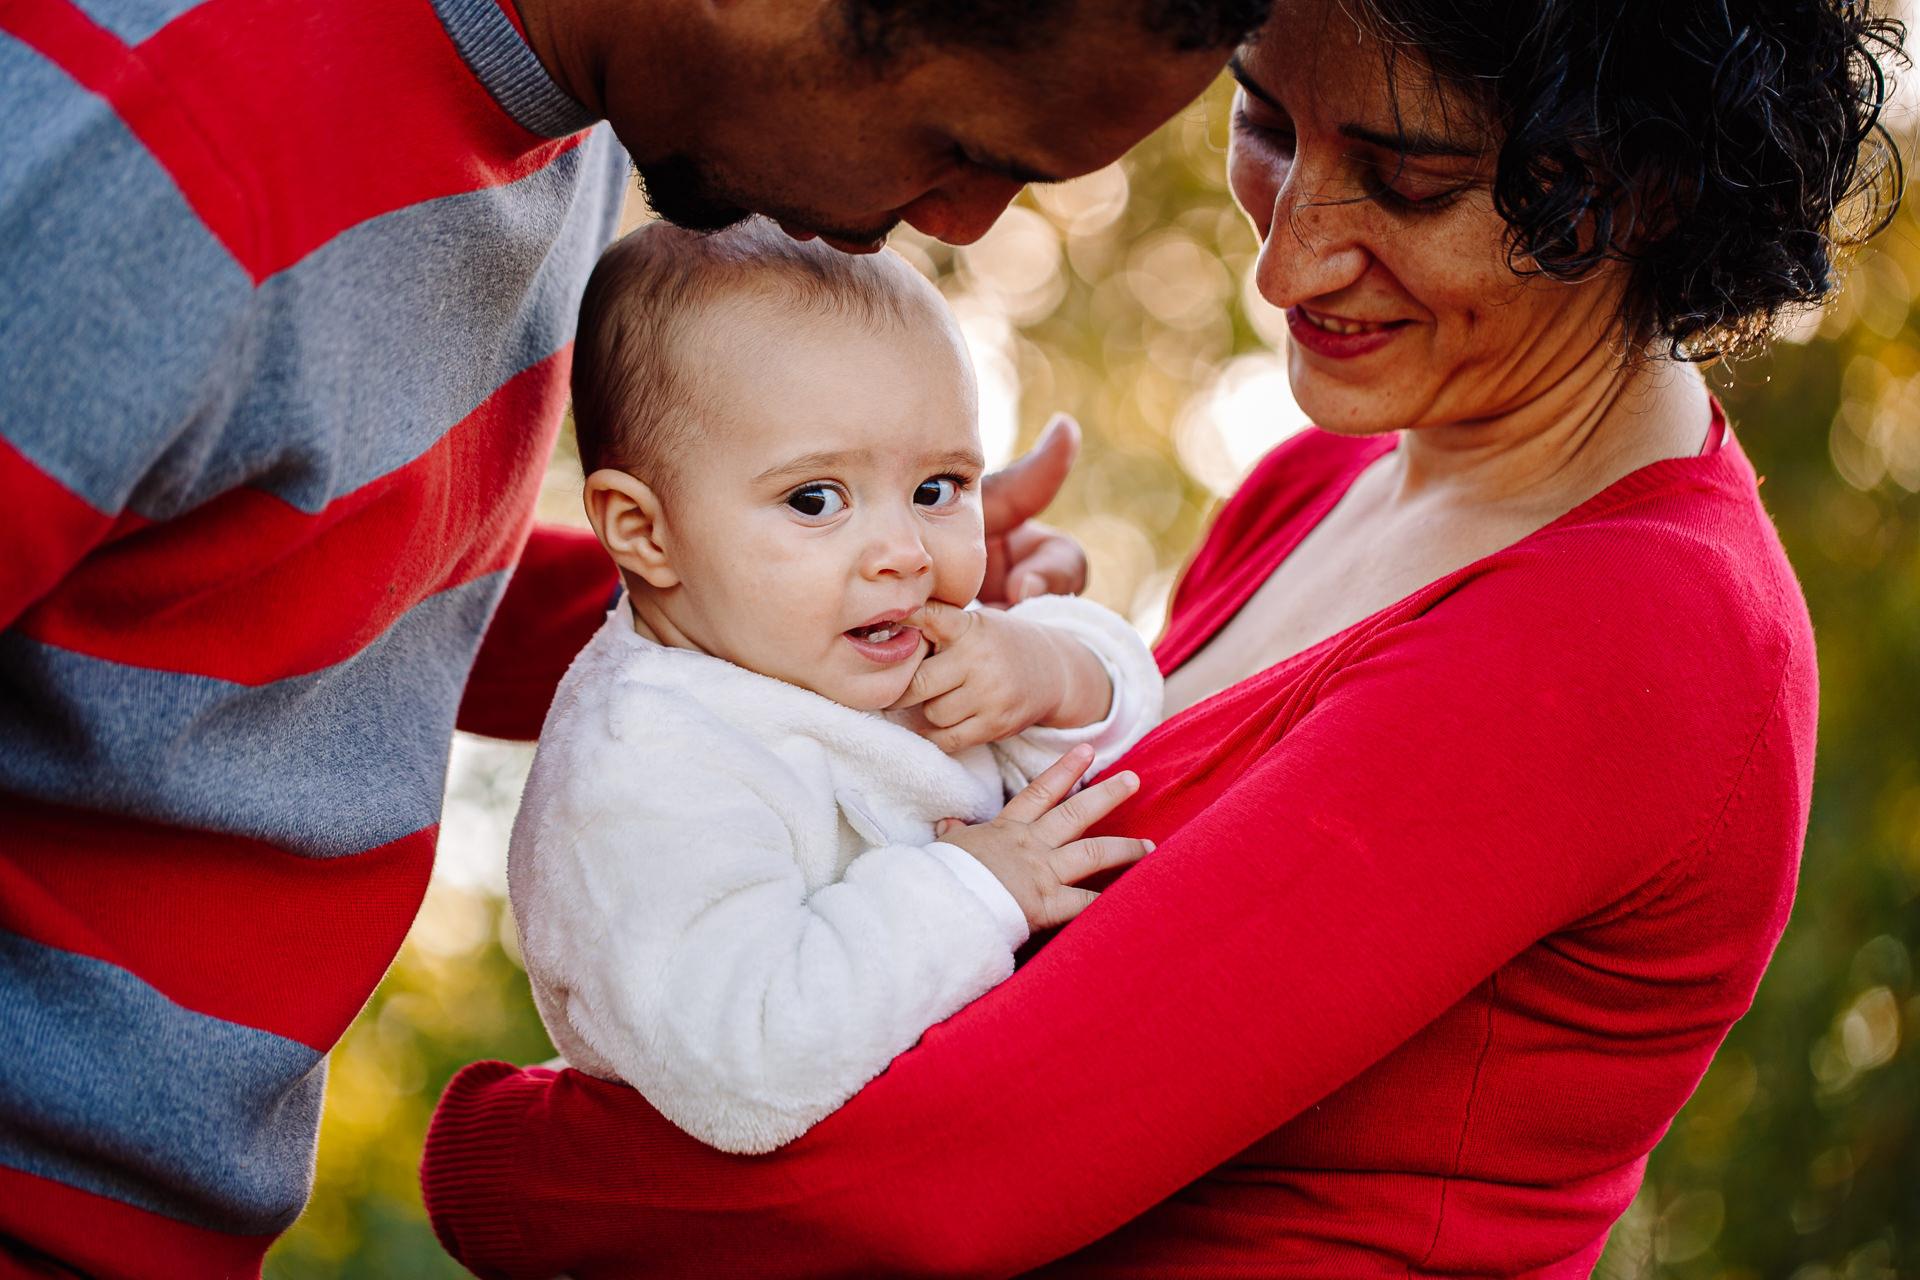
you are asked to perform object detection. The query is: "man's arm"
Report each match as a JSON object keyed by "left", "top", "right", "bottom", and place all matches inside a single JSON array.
[{"left": 0, "top": 27, "right": 253, "bottom": 632}]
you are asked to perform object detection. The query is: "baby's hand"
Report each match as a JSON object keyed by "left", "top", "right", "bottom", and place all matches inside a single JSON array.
[
  {"left": 934, "top": 745, "right": 1152, "bottom": 932},
  {"left": 891, "top": 599, "right": 1113, "bottom": 753}
]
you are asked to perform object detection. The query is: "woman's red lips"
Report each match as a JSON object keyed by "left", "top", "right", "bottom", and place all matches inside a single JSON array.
[{"left": 1286, "top": 306, "right": 1406, "bottom": 359}]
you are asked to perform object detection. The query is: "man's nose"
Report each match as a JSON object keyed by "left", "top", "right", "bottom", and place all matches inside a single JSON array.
[{"left": 897, "top": 174, "right": 1027, "bottom": 245}]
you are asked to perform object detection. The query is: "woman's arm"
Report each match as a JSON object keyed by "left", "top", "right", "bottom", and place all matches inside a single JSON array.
[
  {"left": 456, "top": 525, "right": 621, "bottom": 740},
  {"left": 428, "top": 541, "right": 1804, "bottom": 1279}
]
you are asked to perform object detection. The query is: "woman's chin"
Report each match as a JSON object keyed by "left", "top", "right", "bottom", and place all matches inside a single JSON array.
[{"left": 1286, "top": 387, "right": 1412, "bottom": 438}]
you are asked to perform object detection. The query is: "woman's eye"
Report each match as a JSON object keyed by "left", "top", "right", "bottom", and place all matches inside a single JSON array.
[
  {"left": 914, "top": 476, "right": 962, "bottom": 508},
  {"left": 1366, "top": 170, "right": 1462, "bottom": 215},
  {"left": 786, "top": 485, "right": 846, "bottom": 518},
  {"left": 1232, "top": 107, "right": 1296, "bottom": 155}
]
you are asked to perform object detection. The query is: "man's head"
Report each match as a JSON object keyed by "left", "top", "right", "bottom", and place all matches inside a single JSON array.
[
  {"left": 576, "top": 218, "right": 991, "bottom": 710},
  {"left": 521, "top": 0, "right": 1270, "bottom": 250}
]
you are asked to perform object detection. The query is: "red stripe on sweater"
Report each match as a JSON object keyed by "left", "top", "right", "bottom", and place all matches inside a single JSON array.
[
  {"left": 0, "top": 435, "right": 114, "bottom": 635},
  {"left": 0, "top": 1164, "right": 274, "bottom": 1280},
  {"left": 0, "top": 793, "right": 434, "bottom": 1051},
  {"left": 141, "top": 0, "right": 579, "bottom": 279},
  {"left": 1, "top": 0, "right": 579, "bottom": 283},
  {"left": 13, "top": 349, "right": 569, "bottom": 685},
  {"left": 0, "top": 0, "right": 257, "bottom": 269}
]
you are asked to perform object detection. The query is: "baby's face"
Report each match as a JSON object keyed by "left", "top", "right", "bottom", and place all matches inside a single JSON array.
[{"left": 652, "top": 297, "right": 987, "bottom": 711}]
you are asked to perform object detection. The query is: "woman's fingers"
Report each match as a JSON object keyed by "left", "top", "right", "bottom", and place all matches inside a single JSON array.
[
  {"left": 996, "top": 745, "right": 1096, "bottom": 825},
  {"left": 1030, "top": 769, "right": 1140, "bottom": 846}
]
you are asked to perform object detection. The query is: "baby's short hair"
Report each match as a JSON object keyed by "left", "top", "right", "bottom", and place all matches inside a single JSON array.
[{"left": 572, "top": 216, "right": 939, "bottom": 492}]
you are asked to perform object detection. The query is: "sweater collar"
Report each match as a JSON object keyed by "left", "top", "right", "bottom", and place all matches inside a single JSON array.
[{"left": 430, "top": 0, "right": 599, "bottom": 139}]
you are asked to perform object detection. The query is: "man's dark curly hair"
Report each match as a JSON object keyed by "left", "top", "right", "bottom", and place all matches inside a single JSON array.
[
  {"left": 1358, "top": 0, "right": 1906, "bottom": 359},
  {"left": 841, "top": 0, "right": 1271, "bottom": 62}
]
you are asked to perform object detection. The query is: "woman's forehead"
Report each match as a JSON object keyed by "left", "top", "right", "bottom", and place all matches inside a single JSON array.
[{"left": 1236, "top": 0, "right": 1492, "bottom": 151}]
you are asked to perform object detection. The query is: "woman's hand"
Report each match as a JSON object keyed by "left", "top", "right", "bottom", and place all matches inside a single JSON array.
[
  {"left": 890, "top": 600, "right": 1114, "bottom": 753},
  {"left": 933, "top": 744, "right": 1150, "bottom": 933},
  {"left": 978, "top": 415, "right": 1087, "bottom": 606}
]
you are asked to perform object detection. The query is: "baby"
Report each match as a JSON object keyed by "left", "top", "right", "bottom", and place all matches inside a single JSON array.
[{"left": 510, "top": 217, "right": 1163, "bottom": 1155}]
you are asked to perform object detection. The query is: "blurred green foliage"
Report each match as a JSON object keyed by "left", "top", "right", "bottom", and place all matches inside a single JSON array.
[{"left": 266, "top": 75, "right": 1920, "bottom": 1278}]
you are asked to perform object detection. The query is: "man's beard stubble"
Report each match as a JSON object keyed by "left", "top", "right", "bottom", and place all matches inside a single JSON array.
[
  {"left": 631, "top": 155, "right": 900, "bottom": 247},
  {"left": 632, "top": 155, "right": 753, "bottom": 233}
]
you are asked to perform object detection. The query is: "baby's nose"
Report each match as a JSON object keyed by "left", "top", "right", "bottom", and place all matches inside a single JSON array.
[{"left": 862, "top": 521, "right": 934, "bottom": 579}]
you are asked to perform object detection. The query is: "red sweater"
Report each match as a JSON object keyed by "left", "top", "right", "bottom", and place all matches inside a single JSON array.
[{"left": 422, "top": 424, "right": 1814, "bottom": 1279}]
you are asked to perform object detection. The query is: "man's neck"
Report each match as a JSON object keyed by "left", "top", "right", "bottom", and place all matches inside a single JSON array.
[{"left": 508, "top": 0, "right": 708, "bottom": 153}]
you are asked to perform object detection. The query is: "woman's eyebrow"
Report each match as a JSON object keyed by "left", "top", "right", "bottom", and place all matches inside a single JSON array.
[
  {"left": 1340, "top": 123, "right": 1482, "bottom": 159},
  {"left": 1228, "top": 55, "right": 1482, "bottom": 160}
]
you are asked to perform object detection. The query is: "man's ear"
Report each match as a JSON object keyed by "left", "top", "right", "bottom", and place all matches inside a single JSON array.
[{"left": 584, "top": 468, "right": 680, "bottom": 589}]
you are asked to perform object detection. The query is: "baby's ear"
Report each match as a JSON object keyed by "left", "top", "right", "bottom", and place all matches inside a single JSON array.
[{"left": 583, "top": 468, "right": 680, "bottom": 589}]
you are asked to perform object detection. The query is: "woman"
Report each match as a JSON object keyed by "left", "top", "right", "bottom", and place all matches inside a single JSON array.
[{"left": 421, "top": 0, "right": 1901, "bottom": 1274}]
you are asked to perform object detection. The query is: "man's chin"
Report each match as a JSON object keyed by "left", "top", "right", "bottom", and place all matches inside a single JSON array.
[
  {"left": 632, "top": 156, "right": 752, "bottom": 233},
  {"left": 795, "top": 223, "right": 899, "bottom": 254},
  {"left": 632, "top": 157, "right": 899, "bottom": 248}
]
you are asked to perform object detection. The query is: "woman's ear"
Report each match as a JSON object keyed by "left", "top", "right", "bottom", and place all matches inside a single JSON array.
[{"left": 584, "top": 468, "right": 680, "bottom": 589}]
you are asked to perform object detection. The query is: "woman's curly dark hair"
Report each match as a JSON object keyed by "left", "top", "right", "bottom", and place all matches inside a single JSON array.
[{"left": 1357, "top": 0, "right": 1906, "bottom": 358}]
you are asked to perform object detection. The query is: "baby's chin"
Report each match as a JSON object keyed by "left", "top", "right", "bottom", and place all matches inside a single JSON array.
[{"left": 810, "top": 647, "right": 925, "bottom": 714}]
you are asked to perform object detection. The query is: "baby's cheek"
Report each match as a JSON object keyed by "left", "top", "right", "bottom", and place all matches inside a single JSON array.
[{"left": 931, "top": 524, "right": 988, "bottom": 605}]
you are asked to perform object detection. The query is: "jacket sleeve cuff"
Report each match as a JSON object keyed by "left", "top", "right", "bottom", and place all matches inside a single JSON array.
[
  {"left": 925, "top": 842, "right": 1029, "bottom": 950},
  {"left": 421, "top": 1060, "right": 548, "bottom": 1279}
]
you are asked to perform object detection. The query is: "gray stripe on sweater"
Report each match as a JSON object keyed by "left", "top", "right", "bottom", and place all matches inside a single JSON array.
[
  {"left": 0, "top": 929, "right": 325, "bottom": 1235},
  {"left": 64, "top": 0, "right": 205, "bottom": 46},
  {"left": 1, "top": 62, "right": 626, "bottom": 521},
  {"left": 0, "top": 572, "right": 505, "bottom": 858},
  {"left": 0, "top": 38, "right": 251, "bottom": 519}
]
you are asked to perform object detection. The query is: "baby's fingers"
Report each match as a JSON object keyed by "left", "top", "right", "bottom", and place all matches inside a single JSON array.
[
  {"left": 922, "top": 714, "right": 998, "bottom": 755},
  {"left": 996, "top": 745, "right": 1096, "bottom": 825},
  {"left": 1031, "top": 769, "right": 1140, "bottom": 846},
  {"left": 887, "top": 648, "right": 966, "bottom": 712},
  {"left": 1054, "top": 835, "right": 1154, "bottom": 891}
]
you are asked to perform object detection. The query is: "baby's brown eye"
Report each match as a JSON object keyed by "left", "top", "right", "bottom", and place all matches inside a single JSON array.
[
  {"left": 786, "top": 485, "right": 846, "bottom": 518},
  {"left": 914, "top": 477, "right": 961, "bottom": 507}
]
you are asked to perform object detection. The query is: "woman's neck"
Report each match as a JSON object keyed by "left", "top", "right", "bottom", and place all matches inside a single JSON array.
[{"left": 1388, "top": 347, "right": 1712, "bottom": 521}]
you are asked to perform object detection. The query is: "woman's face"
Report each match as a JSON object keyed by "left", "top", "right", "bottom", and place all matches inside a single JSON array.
[{"left": 1227, "top": 0, "right": 1630, "bottom": 436}]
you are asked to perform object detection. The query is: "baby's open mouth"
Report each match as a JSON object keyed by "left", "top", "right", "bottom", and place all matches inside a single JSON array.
[{"left": 847, "top": 623, "right": 901, "bottom": 643}]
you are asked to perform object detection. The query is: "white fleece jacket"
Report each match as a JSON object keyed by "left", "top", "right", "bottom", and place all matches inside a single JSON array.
[{"left": 510, "top": 594, "right": 1162, "bottom": 1154}]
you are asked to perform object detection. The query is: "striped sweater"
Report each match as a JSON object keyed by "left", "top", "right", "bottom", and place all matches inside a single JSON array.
[{"left": 0, "top": 0, "right": 625, "bottom": 1271}]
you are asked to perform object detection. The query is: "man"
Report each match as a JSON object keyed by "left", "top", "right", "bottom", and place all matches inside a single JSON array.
[{"left": 0, "top": 0, "right": 1264, "bottom": 1272}]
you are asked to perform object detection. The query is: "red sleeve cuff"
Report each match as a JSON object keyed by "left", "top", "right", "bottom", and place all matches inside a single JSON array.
[
  {"left": 457, "top": 525, "right": 618, "bottom": 741},
  {"left": 421, "top": 1060, "right": 554, "bottom": 1280}
]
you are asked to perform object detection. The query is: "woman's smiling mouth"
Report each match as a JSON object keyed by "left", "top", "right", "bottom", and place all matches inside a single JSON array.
[{"left": 1286, "top": 306, "right": 1407, "bottom": 359}]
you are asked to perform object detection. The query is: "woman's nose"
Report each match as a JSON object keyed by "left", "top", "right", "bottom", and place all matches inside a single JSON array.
[{"left": 1252, "top": 169, "right": 1372, "bottom": 312}]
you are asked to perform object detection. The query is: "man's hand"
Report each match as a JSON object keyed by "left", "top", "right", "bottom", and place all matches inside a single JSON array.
[
  {"left": 933, "top": 745, "right": 1151, "bottom": 933},
  {"left": 978, "top": 415, "right": 1088, "bottom": 606},
  {"left": 891, "top": 600, "right": 1114, "bottom": 753}
]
